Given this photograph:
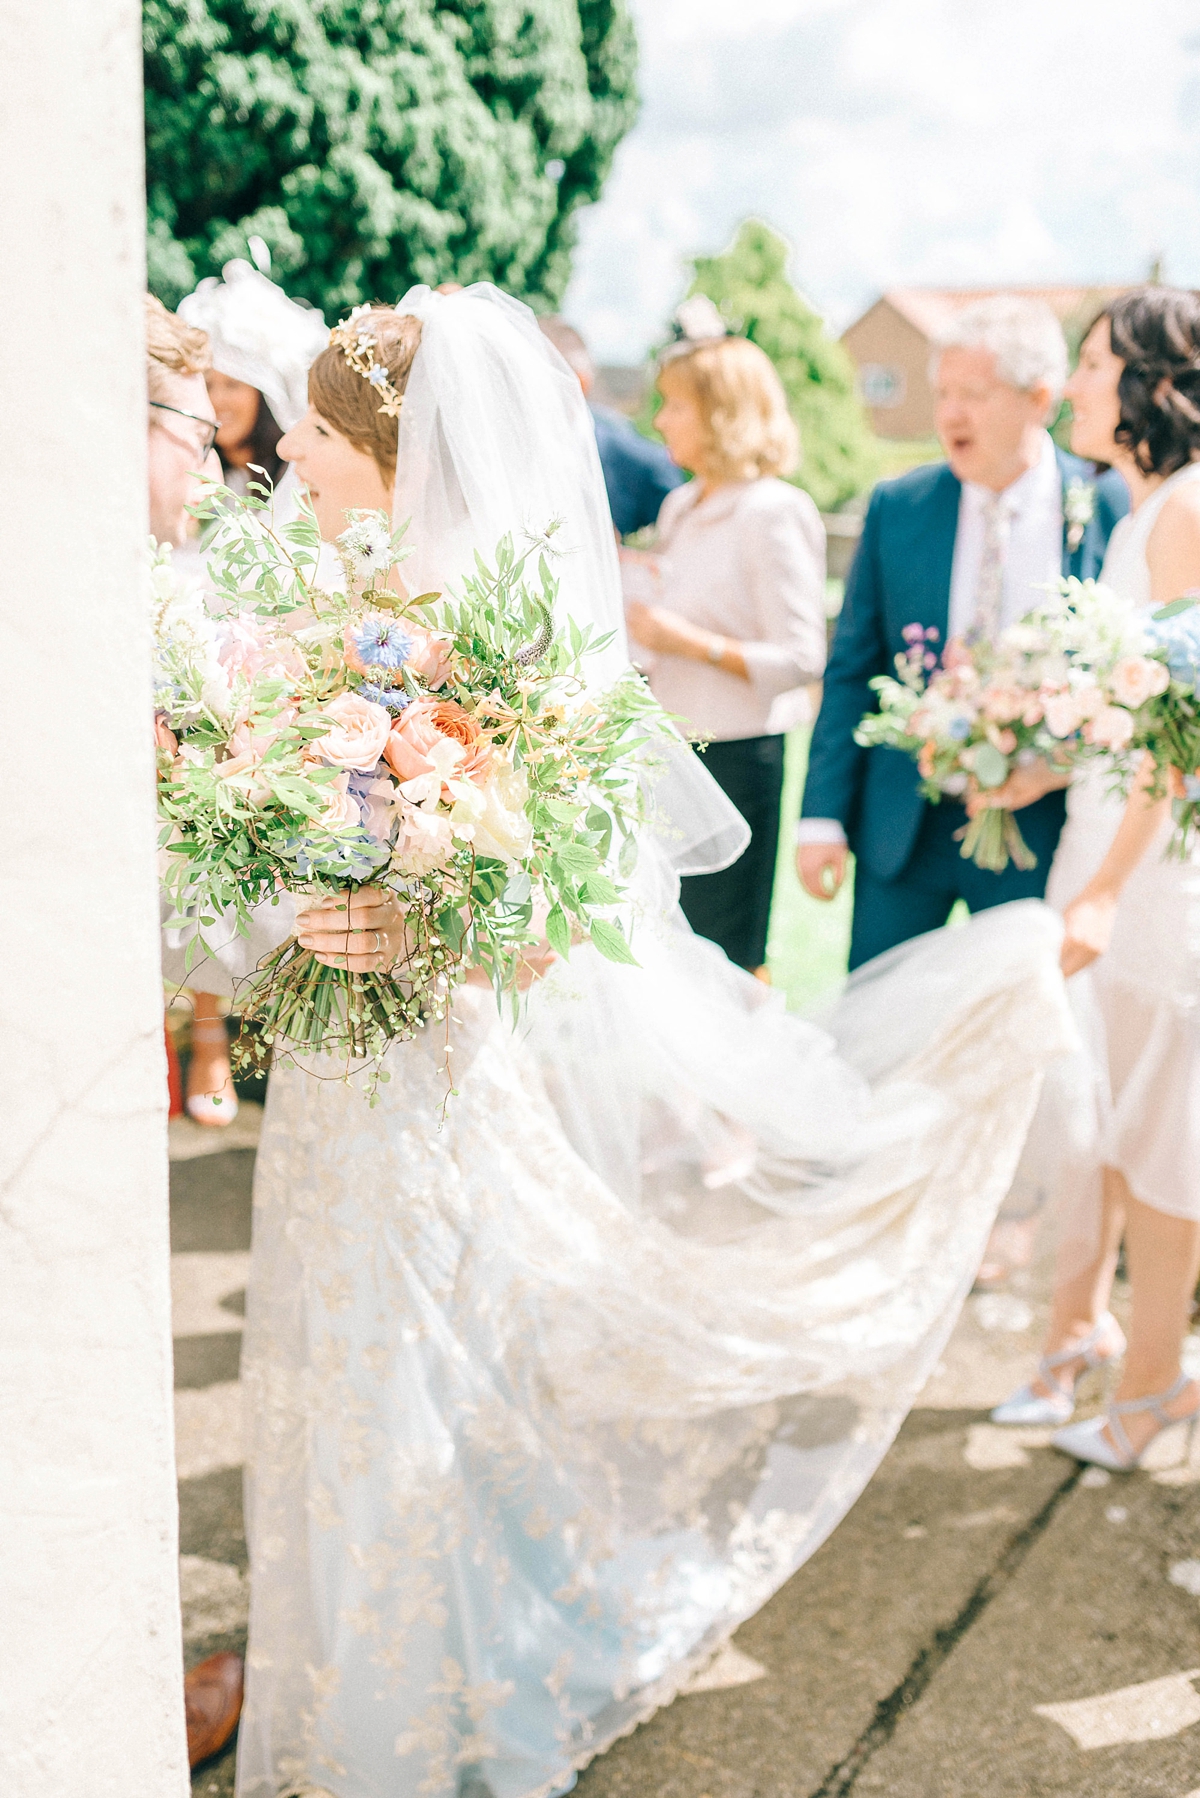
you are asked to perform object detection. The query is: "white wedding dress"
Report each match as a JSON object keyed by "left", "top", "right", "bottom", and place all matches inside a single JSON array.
[
  {"left": 164, "top": 287, "right": 1077, "bottom": 1798},
  {"left": 1042, "top": 460, "right": 1200, "bottom": 1262}
]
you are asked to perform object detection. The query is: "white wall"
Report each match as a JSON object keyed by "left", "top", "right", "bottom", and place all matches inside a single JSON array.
[{"left": 0, "top": 0, "right": 188, "bottom": 1790}]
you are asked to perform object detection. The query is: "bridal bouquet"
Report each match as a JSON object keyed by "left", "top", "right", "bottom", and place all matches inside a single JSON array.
[
  {"left": 855, "top": 578, "right": 1162, "bottom": 872},
  {"left": 153, "top": 487, "right": 675, "bottom": 1085}
]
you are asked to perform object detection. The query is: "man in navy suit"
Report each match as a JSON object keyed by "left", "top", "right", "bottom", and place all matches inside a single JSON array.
[{"left": 798, "top": 295, "right": 1128, "bottom": 970}]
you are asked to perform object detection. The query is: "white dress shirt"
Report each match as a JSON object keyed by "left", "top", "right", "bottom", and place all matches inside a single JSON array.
[{"left": 798, "top": 433, "right": 1064, "bottom": 848}]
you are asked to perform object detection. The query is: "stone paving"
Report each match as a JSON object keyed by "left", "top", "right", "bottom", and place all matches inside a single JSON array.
[{"left": 172, "top": 1111, "right": 1200, "bottom": 1798}]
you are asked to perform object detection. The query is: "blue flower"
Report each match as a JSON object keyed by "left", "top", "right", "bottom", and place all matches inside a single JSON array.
[
  {"left": 948, "top": 716, "right": 972, "bottom": 741},
  {"left": 1146, "top": 612, "right": 1200, "bottom": 697},
  {"left": 359, "top": 682, "right": 410, "bottom": 713},
  {"left": 352, "top": 618, "right": 413, "bottom": 670}
]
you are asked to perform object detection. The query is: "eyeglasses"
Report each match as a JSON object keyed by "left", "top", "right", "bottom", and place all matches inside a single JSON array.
[{"left": 150, "top": 401, "right": 220, "bottom": 458}]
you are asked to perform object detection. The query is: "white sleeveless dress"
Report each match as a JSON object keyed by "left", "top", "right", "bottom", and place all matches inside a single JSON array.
[{"left": 1044, "top": 460, "right": 1200, "bottom": 1235}]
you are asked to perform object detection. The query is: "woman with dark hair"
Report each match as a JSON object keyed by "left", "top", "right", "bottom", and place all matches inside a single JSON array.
[
  {"left": 992, "top": 287, "right": 1200, "bottom": 1469},
  {"left": 178, "top": 258, "right": 328, "bottom": 515}
]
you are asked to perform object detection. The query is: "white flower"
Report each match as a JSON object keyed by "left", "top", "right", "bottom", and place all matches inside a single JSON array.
[
  {"left": 1064, "top": 479, "right": 1096, "bottom": 551},
  {"left": 472, "top": 756, "right": 533, "bottom": 864},
  {"left": 337, "top": 512, "right": 395, "bottom": 582}
]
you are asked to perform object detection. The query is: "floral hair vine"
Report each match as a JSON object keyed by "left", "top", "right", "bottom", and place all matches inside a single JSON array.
[{"left": 328, "top": 304, "right": 405, "bottom": 418}]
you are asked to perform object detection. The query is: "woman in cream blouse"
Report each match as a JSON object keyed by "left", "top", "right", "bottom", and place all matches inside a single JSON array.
[{"left": 625, "top": 331, "right": 827, "bottom": 974}]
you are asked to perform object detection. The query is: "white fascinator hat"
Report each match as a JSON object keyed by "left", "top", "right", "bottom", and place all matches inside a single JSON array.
[{"left": 178, "top": 259, "right": 328, "bottom": 431}]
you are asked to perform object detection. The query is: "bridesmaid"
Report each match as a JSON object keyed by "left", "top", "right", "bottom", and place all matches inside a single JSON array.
[
  {"left": 624, "top": 332, "right": 827, "bottom": 977},
  {"left": 991, "top": 288, "right": 1200, "bottom": 1468}
]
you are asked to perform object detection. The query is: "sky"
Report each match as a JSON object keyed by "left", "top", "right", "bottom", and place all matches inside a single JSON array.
[{"left": 563, "top": 0, "right": 1200, "bottom": 363}]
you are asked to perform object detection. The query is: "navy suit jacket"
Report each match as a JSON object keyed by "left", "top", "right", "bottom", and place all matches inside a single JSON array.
[
  {"left": 801, "top": 449, "right": 1129, "bottom": 883},
  {"left": 590, "top": 405, "right": 684, "bottom": 537}
]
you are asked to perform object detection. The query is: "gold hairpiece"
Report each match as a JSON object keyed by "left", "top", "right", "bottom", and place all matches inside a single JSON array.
[{"left": 328, "top": 305, "right": 404, "bottom": 418}]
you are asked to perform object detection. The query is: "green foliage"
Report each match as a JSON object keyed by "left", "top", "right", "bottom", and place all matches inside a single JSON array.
[
  {"left": 688, "top": 220, "right": 880, "bottom": 512},
  {"left": 144, "top": 0, "right": 638, "bottom": 316}
]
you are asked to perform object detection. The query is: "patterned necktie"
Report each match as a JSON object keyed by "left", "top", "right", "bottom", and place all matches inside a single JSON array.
[{"left": 974, "top": 490, "right": 1012, "bottom": 640}]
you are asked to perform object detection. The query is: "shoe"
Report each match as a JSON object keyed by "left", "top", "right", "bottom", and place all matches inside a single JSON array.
[
  {"left": 185, "top": 1649, "right": 243, "bottom": 1767},
  {"left": 1051, "top": 1372, "right": 1200, "bottom": 1471},
  {"left": 185, "top": 1019, "right": 239, "bottom": 1127},
  {"left": 990, "top": 1313, "right": 1125, "bottom": 1427}
]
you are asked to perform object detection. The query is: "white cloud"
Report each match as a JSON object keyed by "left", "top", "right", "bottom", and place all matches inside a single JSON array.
[{"left": 565, "top": 0, "right": 1200, "bottom": 361}]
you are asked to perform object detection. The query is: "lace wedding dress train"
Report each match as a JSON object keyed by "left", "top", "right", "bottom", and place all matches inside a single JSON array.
[{"left": 226, "top": 899, "right": 1070, "bottom": 1798}]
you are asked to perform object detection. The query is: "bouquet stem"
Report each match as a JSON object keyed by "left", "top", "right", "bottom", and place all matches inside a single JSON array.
[{"left": 955, "top": 807, "right": 1038, "bottom": 874}]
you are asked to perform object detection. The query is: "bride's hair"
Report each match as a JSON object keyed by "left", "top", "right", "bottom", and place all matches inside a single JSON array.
[
  {"left": 308, "top": 306, "right": 423, "bottom": 483},
  {"left": 1102, "top": 287, "right": 1200, "bottom": 477},
  {"left": 657, "top": 336, "right": 799, "bottom": 482}
]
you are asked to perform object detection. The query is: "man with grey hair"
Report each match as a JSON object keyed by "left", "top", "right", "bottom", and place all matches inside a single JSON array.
[{"left": 797, "top": 294, "right": 1128, "bottom": 968}]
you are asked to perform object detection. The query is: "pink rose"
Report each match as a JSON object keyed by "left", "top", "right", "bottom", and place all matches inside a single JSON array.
[
  {"left": 1111, "top": 655, "right": 1170, "bottom": 709},
  {"left": 311, "top": 693, "right": 392, "bottom": 772},
  {"left": 391, "top": 800, "right": 454, "bottom": 875},
  {"left": 405, "top": 628, "right": 453, "bottom": 688},
  {"left": 318, "top": 771, "right": 361, "bottom": 829},
  {"left": 1085, "top": 705, "right": 1135, "bottom": 751},
  {"left": 981, "top": 686, "right": 1027, "bottom": 724},
  {"left": 1041, "top": 690, "right": 1083, "bottom": 738},
  {"left": 991, "top": 728, "right": 1018, "bottom": 754},
  {"left": 218, "top": 617, "right": 306, "bottom": 685}
]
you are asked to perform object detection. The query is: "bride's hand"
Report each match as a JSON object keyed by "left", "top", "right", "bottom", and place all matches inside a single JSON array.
[
  {"left": 295, "top": 887, "right": 408, "bottom": 973},
  {"left": 1060, "top": 884, "right": 1118, "bottom": 977}
]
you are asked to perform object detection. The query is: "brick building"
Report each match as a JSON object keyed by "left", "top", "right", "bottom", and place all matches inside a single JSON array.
[{"left": 841, "top": 285, "right": 1128, "bottom": 439}]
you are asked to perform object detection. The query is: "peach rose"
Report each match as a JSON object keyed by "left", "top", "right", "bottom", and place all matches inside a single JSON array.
[
  {"left": 1085, "top": 705, "right": 1136, "bottom": 751},
  {"left": 311, "top": 693, "right": 392, "bottom": 772},
  {"left": 382, "top": 698, "right": 493, "bottom": 792},
  {"left": 153, "top": 712, "right": 178, "bottom": 758},
  {"left": 1111, "top": 655, "right": 1170, "bottom": 709}
]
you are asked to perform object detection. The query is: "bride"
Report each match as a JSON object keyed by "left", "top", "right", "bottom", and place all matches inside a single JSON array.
[{"left": 170, "top": 285, "right": 1074, "bottom": 1798}]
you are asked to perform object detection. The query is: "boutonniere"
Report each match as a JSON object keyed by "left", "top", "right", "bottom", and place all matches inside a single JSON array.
[{"left": 1064, "top": 479, "right": 1096, "bottom": 552}]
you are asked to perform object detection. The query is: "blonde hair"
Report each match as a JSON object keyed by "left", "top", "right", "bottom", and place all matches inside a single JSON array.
[
  {"left": 308, "top": 307, "right": 424, "bottom": 485},
  {"left": 145, "top": 293, "right": 211, "bottom": 403},
  {"left": 658, "top": 335, "right": 799, "bottom": 481}
]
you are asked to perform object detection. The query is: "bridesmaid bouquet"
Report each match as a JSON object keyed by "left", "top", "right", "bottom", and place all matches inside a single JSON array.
[
  {"left": 855, "top": 578, "right": 1162, "bottom": 872},
  {"left": 153, "top": 486, "right": 675, "bottom": 1084},
  {"left": 1123, "top": 595, "right": 1200, "bottom": 858}
]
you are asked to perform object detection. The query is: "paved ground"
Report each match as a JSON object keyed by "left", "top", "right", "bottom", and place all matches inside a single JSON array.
[{"left": 171, "top": 1110, "right": 1200, "bottom": 1798}]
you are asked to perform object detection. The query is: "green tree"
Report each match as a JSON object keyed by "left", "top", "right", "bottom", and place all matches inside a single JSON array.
[
  {"left": 687, "top": 220, "right": 879, "bottom": 512},
  {"left": 144, "top": 0, "right": 638, "bottom": 317}
]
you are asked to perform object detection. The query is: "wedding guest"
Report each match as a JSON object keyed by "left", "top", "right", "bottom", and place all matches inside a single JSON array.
[
  {"left": 625, "top": 332, "right": 826, "bottom": 975},
  {"left": 992, "top": 289, "right": 1200, "bottom": 1469},
  {"left": 798, "top": 295, "right": 1128, "bottom": 967},
  {"left": 537, "top": 314, "right": 684, "bottom": 536},
  {"left": 147, "top": 293, "right": 240, "bottom": 1132},
  {"left": 178, "top": 259, "right": 326, "bottom": 510}
]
